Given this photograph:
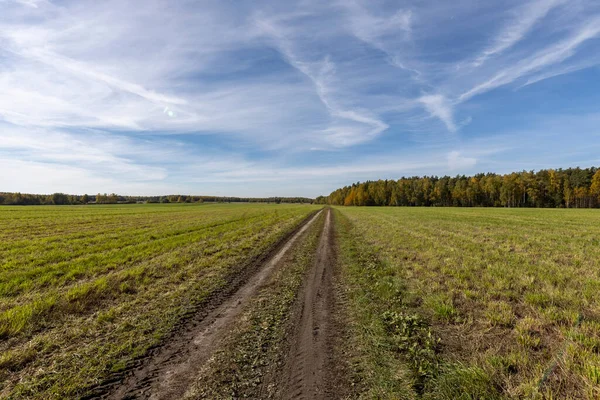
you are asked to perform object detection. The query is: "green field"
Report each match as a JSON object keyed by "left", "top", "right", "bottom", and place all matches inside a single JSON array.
[
  {"left": 0, "top": 203, "right": 317, "bottom": 398},
  {"left": 2, "top": 204, "right": 600, "bottom": 399},
  {"left": 335, "top": 207, "right": 600, "bottom": 399}
]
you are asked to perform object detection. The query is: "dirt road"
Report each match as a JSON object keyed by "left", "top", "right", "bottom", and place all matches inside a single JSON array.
[
  {"left": 278, "top": 207, "right": 338, "bottom": 399},
  {"left": 100, "top": 208, "right": 343, "bottom": 399}
]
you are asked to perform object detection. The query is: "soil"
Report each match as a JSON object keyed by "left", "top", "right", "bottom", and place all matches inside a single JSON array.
[{"left": 275, "top": 208, "right": 347, "bottom": 399}]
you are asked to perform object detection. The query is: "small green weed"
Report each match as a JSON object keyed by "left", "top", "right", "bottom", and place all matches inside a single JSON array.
[{"left": 382, "top": 311, "right": 440, "bottom": 382}]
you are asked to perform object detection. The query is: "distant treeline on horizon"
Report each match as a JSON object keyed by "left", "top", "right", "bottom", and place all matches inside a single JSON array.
[
  {"left": 0, "top": 193, "right": 314, "bottom": 206},
  {"left": 316, "top": 167, "right": 600, "bottom": 208}
]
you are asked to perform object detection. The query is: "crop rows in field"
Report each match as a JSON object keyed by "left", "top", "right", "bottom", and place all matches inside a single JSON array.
[
  {"left": 335, "top": 207, "right": 600, "bottom": 399},
  {"left": 0, "top": 203, "right": 317, "bottom": 399}
]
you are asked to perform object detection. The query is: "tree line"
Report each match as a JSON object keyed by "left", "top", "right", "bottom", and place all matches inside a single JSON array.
[
  {"left": 0, "top": 193, "right": 314, "bottom": 206},
  {"left": 317, "top": 167, "right": 600, "bottom": 208}
]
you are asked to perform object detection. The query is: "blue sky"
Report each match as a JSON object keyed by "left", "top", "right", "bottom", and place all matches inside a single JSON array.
[{"left": 1, "top": 0, "right": 600, "bottom": 197}]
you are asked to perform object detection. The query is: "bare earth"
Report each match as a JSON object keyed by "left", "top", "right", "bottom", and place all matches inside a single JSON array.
[
  {"left": 99, "top": 208, "right": 345, "bottom": 399},
  {"left": 278, "top": 208, "right": 339, "bottom": 399}
]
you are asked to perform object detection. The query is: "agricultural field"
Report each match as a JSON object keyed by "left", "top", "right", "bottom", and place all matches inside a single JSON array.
[
  {"left": 334, "top": 207, "right": 600, "bottom": 399},
  {"left": 2, "top": 203, "right": 599, "bottom": 399},
  {"left": 0, "top": 203, "right": 318, "bottom": 399}
]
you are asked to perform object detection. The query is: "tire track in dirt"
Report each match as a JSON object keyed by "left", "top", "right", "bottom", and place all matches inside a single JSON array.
[
  {"left": 279, "top": 208, "right": 339, "bottom": 400},
  {"left": 101, "top": 210, "right": 323, "bottom": 400}
]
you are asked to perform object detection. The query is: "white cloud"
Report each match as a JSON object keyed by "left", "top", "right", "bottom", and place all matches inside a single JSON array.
[
  {"left": 254, "top": 15, "right": 389, "bottom": 146},
  {"left": 418, "top": 94, "right": 457, "bottom": 132},
  {"left": 0, "top": 125, "right": 170, "bottom": 180},
  {"left": 0, "top": 158, "right": 179, "bottom": 195},
  {"left": 341, "top": 0, "right": 419, "bottom": 77},
  {"left": 343, "top": 1, "right": 412, "bottom": 43},
  {"left": 521, "top": 60, "right": 600, "bottom": 87},
  {"left": 460, "top": 14, "right": 600, "bottom": 101},
  {"left": 447, "top": 151, "right": 477, "bottom": 170},
  {"left": 23, "top": 48, "right": 188, "bottom": 105},
  {"left": 0, "top": 0, "right": 45, "bottom": 8},
  {"left": 472, "top": 0, "right": 563, "bottom": 67}
]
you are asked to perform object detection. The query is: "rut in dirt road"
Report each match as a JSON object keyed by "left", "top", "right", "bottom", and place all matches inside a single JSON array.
[
  {"left": 280, "top": 208, "right": 338, "bottom": 400},
  {"left": 102, "top": 210, "right": 323, "bottom": 400}
]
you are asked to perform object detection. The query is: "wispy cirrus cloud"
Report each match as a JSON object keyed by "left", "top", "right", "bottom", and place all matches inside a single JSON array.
[
  {"left": 253, "top": 13, "right": 389, "bottom": 146},
  {"left": 460, "top": 14, "right": 600, "bottom": 101},
  {"left": 418, "top": 94, "right": 456, "bottom": 132},
  {"left": 471, "top": 0, "right": 564, "bottom": 67}
]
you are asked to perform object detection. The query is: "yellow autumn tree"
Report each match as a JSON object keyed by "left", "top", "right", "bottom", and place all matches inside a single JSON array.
[
  {"left": 344, "top": 188, "right": 357, "bottom": 206},
  {"left": 591, "top": 170, "right": 600, "bottom": 202}
]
